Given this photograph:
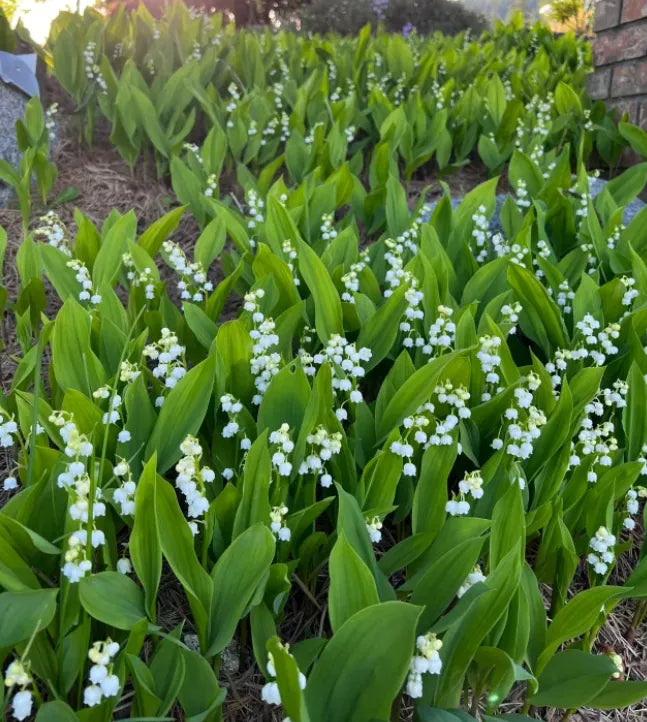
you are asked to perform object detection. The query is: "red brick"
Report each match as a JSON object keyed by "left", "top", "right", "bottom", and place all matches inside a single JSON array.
[
  {"left": 587, "top": 67, "right": 612, "bottom": 99},
  {"left": 612, "top": 59, "right": 647, "bottom": 96},
  {"left": 607, "top": 96, "right": 640, "bottom": 121},
  {"left": 621, "top": 0, "right": 647, "bottom": 22},
  {"left": 594, "top": 0, "right": 622, "bottom": 30},
  {"left": 592, "top": 24, "right": 647, "bottom": 65}
]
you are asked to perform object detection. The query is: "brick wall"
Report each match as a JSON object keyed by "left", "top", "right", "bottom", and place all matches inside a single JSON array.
[{"left": 588, "top": 0, "right": 647, "bottom": 127}]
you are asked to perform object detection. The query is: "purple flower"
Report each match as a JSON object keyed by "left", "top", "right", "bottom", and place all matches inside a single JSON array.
[
  {"left": 403, "top": 22, "right": 414, "bottom": 37},
  {"left": 373, "top": 0, "right": 389, "bottom": 21}
]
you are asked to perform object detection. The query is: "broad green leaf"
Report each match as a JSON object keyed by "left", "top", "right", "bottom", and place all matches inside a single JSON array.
[
  {"left": 306, "top": 602, "right": 421, "bottom": 722},
  {"left": 145, "top": 356, "right": 216, "bottom": 472},
  {"left": 207, "top": 524, "right": 275, "bottom": 656},
  {"left": 328, "top": 532, "right": 380, "bottom": 633},
  {"left": 130, "top": 455, "right": 162, "bottom": 622},
  {"left": 79, "top": 571, "right": 146, "bottom": 630},
  {"left": 0, "top": 588, "right": 57, "bottom": 647},
  {"left": 298, "top": 238, "right": 343, "bottom": 343},
  {"left": 529, "top": 650, "right": 616, "bottom": 708}
]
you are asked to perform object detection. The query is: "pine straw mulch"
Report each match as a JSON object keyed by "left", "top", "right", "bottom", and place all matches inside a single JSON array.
[{"left": 1, "top": 108, "right": 647, "bottom": 720}]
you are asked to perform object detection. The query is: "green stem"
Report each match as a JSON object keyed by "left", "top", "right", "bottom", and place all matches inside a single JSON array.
[
  {"left": 26, "top": 330, "right": 43, "bottom": 486},
  {"left": 85, "top": 308, "right": 146, "bottom": 562}
]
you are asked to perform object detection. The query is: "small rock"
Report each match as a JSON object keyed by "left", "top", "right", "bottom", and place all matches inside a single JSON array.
[
  {"left": 221, "top": 638, "right": 240, "bottom": 676},
  {"left": 183, "top": 632, "right": 200, "bottom": 651},
  {"left": 0, "top": 80, "right": 28, "bottom": 207}
]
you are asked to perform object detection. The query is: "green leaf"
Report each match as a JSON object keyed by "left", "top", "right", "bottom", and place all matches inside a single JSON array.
[
  {"left": 434, "top": 545, "right": 521, "bottom": 707},
  {"left": 328, "top": 532, "right": 380, "bottom": 633},
  {"left": 298, "top": 238, "right": 343, "bottom": 343},
  {"left": 207, "top": 524, "right": 275, "bottom": 656},
  {"left": 138, "top": 206, "right": 187, "bottom": 257},
  {"left": 153, "top": 474, "right": 212, "bottom": 645},
  {"left": 619, "top": 121, "right": 647, "bottom": 159},
  {"left": 145, "top": 356, "right": 216, "bottom": 473},
  {"left": 529, "top": 650, "right": 616, "bottom": 708},
  {"left": 35, "top": 701, "right": 78, "bottom": 722},
  {"left": 623, "top": 362, "right": 647, "bottom": 460},
  {"left": 306, "top": 602, "right": 421, "bottom": 722},
  {"left": 409, "top": 536, "right": 485, "bottom": 630},
  {"left": 130, "top": 455, "right": 162, "bottom": 622},
  {"left": 385, "top": 175, "right": 409, "bottom": 236},
  {"left": 79, "top": 572, "right": 146, "bottom": 630},
  {"left": 267, "top": 636, "right": 311, "bottom": 722},
  {"left": 508, "top": 263, "right": 567, "bottom": 356},
  {"left": 51, "top": 298, "right": 106, "bottom": 395},
  {"left": 93, "top": 211, "right": 137, "bottom": 287},
  {"left": 588, "top": 680, "right": 647, "bottom": 709},
  {"left": 412, "top": 443, "right": 456, "bottom": 539},
  {"left": 537, "top": 586, "right": 625, "bottom": 673},
  {"left": 0, "top": 588, "right": 58, "bottom": 647},
  {"left": 232, "top": 432, "right": 271, "bottom": 539}
]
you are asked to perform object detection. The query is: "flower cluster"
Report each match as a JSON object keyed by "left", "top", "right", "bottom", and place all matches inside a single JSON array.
[
  {"left": 491, "top": 373, "right": 545, "bottom": 460},
  {"left": 45, "top": 102, "right": 58, "bottom": 141},
  {"left": 246, "top": 188, "right": 265, "bottom": 236},
  {"left": 51, "top": 411, "right": 106, "bottom": 583},
  {"left": 515, "top": 179, "right": 531, "bottom": 209},
  {"left": 471, "top": 204, "right": 491, "bottom": 263},
  {"left": 320, "top": 213, "right": 338, "bottom": 241},
  {"left": 113, "top": 459, "right": 136, "bottom": 516},
  {"left": 587, "top": 526, "right": 616, "bottom": 576},
  {"left": 162, "top": 240, "right": 213, "bottom": 303},
  {"left": 93, "top": 386, "right": 130, "bottom": 442},
  {"left": 67, "top": 258, "right": 102, "bottom": 305},
  {"left": 400, "top": 282, "right": 425, "bottom": 349},
  {"left": 204, "top": 173, "right": 218, "bottom": 197},
  {"left": 143, "top": 328, "right": 187, "bottom": 404},
  {"left": 366, "top": 515, "right": 383, "bottom": 543},
  {"left": 83, "top": 639, "right": 120, "bottom": 707},
  {"left": 122, "top": 252, "right": 156, "bottom": 299},
  {"left": 306, "top": 335, "right": 371, "bottom": 418},
  {"left": 0, "top": 409, "right": 19, "bottom": 448},
  {"left": 299, "top": 426, "right": 342, "bottom": 487},
  {"left": 501, "top": 302, "right": 522, "bottom": 333},
  {"left": 34, "top": 210, "right": 70, "bottom": 254},
  {"left": 261, "top": 648, "right": 306, "bottom": 706},
  {"left": 576, "top": 314, "right": 621, "bottom": 366},
  {"left": 477, "top": 335, "right": 503, "bottom": 401},
  {"left": 245, "top": 289, "right": 281, "bottom": 405},
  {"left": 384, "top": 235, "right": 417, "bottom": 298},
  {"left": 269, "top": 424, "right": 295, "bottom": 477},
  {"left": 406, "top": 633, "right": 443, "bottom": 699},
  {"left": 175, "top": 435, "right": 215, "bottom": 534},
  {"left": 84, "top": 41, "right": 107, "bottom": 91},
  {"left": 4, "top": 660, "right": 33, "bottom": 721},
  {"left": 457, "top": 565, "right": 487, "bottom": 598},
  {"left": 623, "top": 488, "right": 646, "bottom": 530},
  {"left": 423, "top": 305, "right": 456, "bottom": 357},
  {"left": 341, "top": 258, "right": 367, "bottom": 303},
  {"left": 282, "top": 239, "right": 300, "bottom": 287},
  {"left": 446, "top": 470, "right": 484, "bottom": 516},
  {"left": 270, "top": 505, "right": 291, "bottom": 541},
  {"left": 220, "top": 394, "right": 251, "bottom": 456}
]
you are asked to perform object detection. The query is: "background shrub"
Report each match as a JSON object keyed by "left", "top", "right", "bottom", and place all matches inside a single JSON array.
[{"left": 297, "top": 0, "right": 489, "bottom": 35}]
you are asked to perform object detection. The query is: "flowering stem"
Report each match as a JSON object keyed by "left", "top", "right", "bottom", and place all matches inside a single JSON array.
[
  {"left": 26, "top": 331, "right": 44, "bottom": 486},
  {"left": 85, "top": 307, "right": 146, "bottom": 562}
]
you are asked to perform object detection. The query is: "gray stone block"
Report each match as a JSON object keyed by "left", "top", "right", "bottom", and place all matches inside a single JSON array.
[{"left": 0, "top": 80, "right": 28, "bottom": 206}]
